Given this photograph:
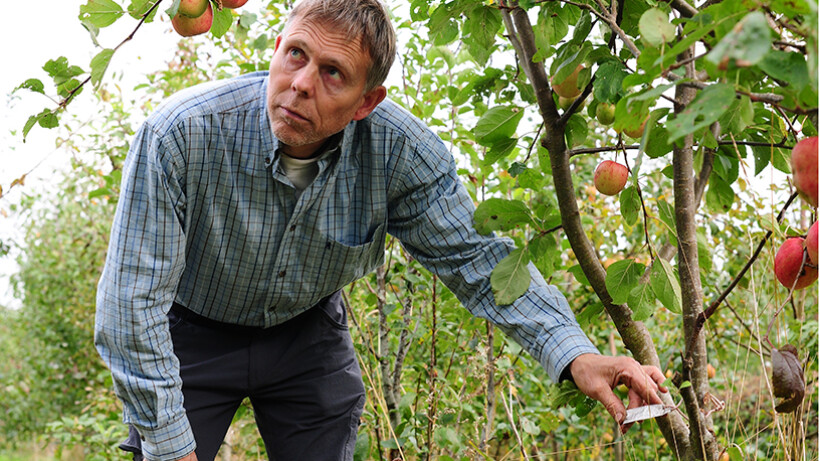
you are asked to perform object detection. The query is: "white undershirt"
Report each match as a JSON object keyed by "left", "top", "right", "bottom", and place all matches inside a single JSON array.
[{"left": 279, "top": 153, "right": 322, "bottom": 191}]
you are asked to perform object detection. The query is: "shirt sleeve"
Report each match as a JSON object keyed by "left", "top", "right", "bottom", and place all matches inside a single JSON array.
[
  {"left": 385, "top": 128, "right": 599, "bottom": 382},
  {"left": 94, "top": 121, "right": 196, "bottom": 461}
]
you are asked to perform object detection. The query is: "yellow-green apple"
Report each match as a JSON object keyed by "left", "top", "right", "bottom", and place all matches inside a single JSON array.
[
  {"left": 596, "top": 102, "right": 615, "bottom": 126},
  {"left": 172, "top": 3, "right": 213, "bottom": 36},
  {"left": 807, "top": 221, "right": 818, "bottom": 265},
  {"left": 594, "top": 160, "right": 629, "bottom": 196},
  {"left": 221, "top": 0, "right": 249, "bottom": 7},
  {"left": 791, "top": 136, "right": 818, "bottom": 207},
  {"left": 177, "top": 0, "right": 208, "bottom": 17},
  {"left": 775, "top": 237, "right": 818, "bottom": 289},
  {"left": 551, "top": 64, "right": 584, "bottom": 99},
  {"left": 617, "top": 116, "right": 647, "bottom": 139}
]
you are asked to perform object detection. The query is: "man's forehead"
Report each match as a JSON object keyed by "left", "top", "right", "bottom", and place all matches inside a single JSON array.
[{"left": 281, "top": 19, "right": 370, "bottom": 70}]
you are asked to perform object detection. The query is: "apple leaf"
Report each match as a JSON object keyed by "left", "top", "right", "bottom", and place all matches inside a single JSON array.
[
  {"left": 771, "top": 345, "right": 805, "bottom": 413},
  {"left": 474, "top": 198, "right": 535, "bottom": 234},
  {"left": 79, "top": 0, "right": 125, "bottom": 28},
  {"left": 605, "top": 259, "right": 646, "bottom": 305},
  {"left": 482, "top": 137, "right": 518, "bottom": 166},
  {"left": 165, "top": 0, "right": 181, "bottom": 18},
  {"left": 474, "top": 106, "right": 524, "bottom": 146},
  {"left": 593, "top": 60, "right": 628, "bottom": 104},
  {"left": 706, "top": 11, "right": 772, "bottom": 70},
  {"left": 463, "top": 5, "right": 502, "bottom": 67},
  {"left": 128, "top": 0, "right": 161, "bottom": 22},
  {"left": 491, "top": 248, "right": 531, "bottom": 306},
  {"left": 564, "top": 114, "right": 588, "bottom": 148},
  {"left": 619, "top": 186, "right": 641, "bottom": 226},
  {"left": 628, "top": 280, "right": 656, "bottom": 321},
  {"left": 16, "top": 79, "right": 45, "bottom": 95},
  {"left": 757, "top": 50, "right": 810, "bottom": 93},
  {"left": 211, "top": 7, "right": 234, "bottom": 38},
  {"left": 567, "top": 264, "right": 590, "bottom": 286},
  {"left": 23, "top": 109, "right": 60, "bottom": 141},
  {"left": 666, "top": 83, "right": 735, "bottom": 143},
  {"left": 90, "top": 49, "right": 115, "bottom": 88},
  {"left": 718, "top": 95, "right": 754, "bottom": 134},
  {"left": 576, "top": 302, "right": 604, "bottom": 328},
  {"left": 639, "top": 8, "right": 675, "bottom": 46},
  {"left": 649, "top": 257, "right": 682, "bottom": 314}
]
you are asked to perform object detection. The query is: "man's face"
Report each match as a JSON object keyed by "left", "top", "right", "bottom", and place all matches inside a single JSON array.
[{"left": 267, "top": 18, "right": 386, "bottom": 158}]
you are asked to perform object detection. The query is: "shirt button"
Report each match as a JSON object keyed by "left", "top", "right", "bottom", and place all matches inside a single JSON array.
[
  {"left": 278, "top": 270, "right": 286, "bottom": 278},
  {"left": 290, "top": 225, "right": 296, "bottom": 231}
]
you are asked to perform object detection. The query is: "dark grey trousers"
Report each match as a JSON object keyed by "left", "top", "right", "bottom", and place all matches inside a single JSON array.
[{"left": 119, "top": 292, "right": 366, "bottom": 461}]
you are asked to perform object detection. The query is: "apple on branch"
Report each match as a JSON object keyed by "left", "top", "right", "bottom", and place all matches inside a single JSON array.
[
  {"left": 791, "top": 136, "right": 818, "bottom": 208},
  {"left": 221, "top": 0, "right": 249, "bottom": 7},
  {"left": 594, "top": 160, "right": 629, "bottom": 196},
  {"left": 775, "top": 237, "right": 818, "bottom": 290},
  {"left": 596, "top": 102, "right": 615, "bottom": 126},
  {"left": 177, "top": 0, "right": 209, "bottom": 18},
  {"left": 551, "top": 64, "right": 584, "bottom": 99},
  {"left": 172, "top": 2, "right": 213, "bottom": 36}
]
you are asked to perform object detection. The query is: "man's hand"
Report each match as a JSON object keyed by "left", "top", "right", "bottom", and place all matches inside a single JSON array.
[
  {"left": 569, "top": 353, "right": 668, "bottom": 433},
  {"left": 175, "top": 452, "right": 198, "bottom": 461}
]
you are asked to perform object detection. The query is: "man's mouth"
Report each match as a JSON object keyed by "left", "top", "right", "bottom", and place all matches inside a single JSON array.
[{"left": 279, "top": 106, "right": 309, "bottom": 123}]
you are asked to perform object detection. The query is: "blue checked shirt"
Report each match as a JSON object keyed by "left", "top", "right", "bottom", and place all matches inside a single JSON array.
[{"left": 95, "top": 72, "right": 599, "bottom": 460}]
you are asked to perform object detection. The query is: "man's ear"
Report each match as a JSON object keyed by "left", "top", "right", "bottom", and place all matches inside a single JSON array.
[
  {"left": 273, "top": 35, "right": 282, "bottom": 52},
  {"left": 352, "top": 86, "right": 387, "bottom": 121}
]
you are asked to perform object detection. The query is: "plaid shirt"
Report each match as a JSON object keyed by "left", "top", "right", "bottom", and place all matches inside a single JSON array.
[{"left": 95, "top": 72, "right": 598, "bottom": 460}]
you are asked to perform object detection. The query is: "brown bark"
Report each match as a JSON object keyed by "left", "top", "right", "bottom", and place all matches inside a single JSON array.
[{"left": 673, "top": 49, "right": 719, "bottom": 461}]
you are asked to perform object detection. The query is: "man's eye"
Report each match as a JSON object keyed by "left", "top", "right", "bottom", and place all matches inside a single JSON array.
[
  {"left": 289, "top": 48, "right": 303, "bottom": 59},
  {"left": 327, "top": 68, "right": 342, "bottom": 81}
]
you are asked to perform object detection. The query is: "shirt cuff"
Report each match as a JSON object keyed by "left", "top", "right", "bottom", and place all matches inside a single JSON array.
[
  {"left": 540, "top": 326, "right": 600, "bottom": 383},
  {"left": 137, "top": 415, "right": 197, "bottom": 461}
]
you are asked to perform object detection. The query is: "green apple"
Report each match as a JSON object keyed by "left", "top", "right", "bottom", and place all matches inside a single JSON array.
[
  {"left": 551, "top": 64, "right": 584, "bottom": 99},
  {"left": 596, "top": 103, "right": 615, "bottom": 125}
]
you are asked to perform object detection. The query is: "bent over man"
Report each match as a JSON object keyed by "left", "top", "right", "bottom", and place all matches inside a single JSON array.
[{"left": 95, "top": 1, "right": 668, "bottom": 460}]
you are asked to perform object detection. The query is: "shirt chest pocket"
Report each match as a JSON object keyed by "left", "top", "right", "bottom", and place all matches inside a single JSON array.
[{"left": 314, "top": 223, "right": 387, "bottom": 292}]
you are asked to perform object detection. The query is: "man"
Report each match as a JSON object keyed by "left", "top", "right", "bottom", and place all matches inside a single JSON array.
[{"left": 95, "top": 0, "right": 668, "bottom": 460}]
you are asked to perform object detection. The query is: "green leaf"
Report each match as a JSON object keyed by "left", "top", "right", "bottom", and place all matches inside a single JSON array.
[
  {"left": 16, "top": 78, "right": 45, "bottom": 95},
  {"left": 211, "top": 6, "right": 234, "bottom": 38},
  {"left": 619, "top": 186, "right": 641, "bottom": 226},
  {"left": 564, "top": 114, "right": 588, "bottom": 148},
  {"left": 639, "top": 8, "right": 675, "bottom": 46},
  {"left": 706, "top": 174, "right": 735, "bottom": 211},
  {"left": 593, "top": 60, "right": 628, "bottom": 104},
  {"left": 605, "top": 259, "right": 646, "bottom": 304},
  {"left": 571, "top": 13, "right": 593, "bottom": 45},
  {"left": 482, "top": 138, "right": 518, "bottom": 166},
  {"left": 23, "top": 109, "right": 60, "bottom": 141},
  {"left": 576, "top": 302, "right": 604, "bottom": 328},
  {"left": 645, "top": 126, "right": 672, "bottom": 158},
  {"left": 474, "top": 106, "right": 524, "bottom": 146},
  {"left": 567, "top": 264, "right": 590, "bottom": 286},
  {"left": 757, "top": 50, "right": 810, "bottom": 93},
  {"left": 728, "top": 445, "right": 744, "bottom": 461},
  {"left": 90, "top": 49, "right": 115, "bottom": 88},
  {"left": 79, "top": 0, "right": 125, "bottom": 28},
  {"left": 628, "top": 281, "right": 656, "bottom": 321},
  {"left": 128, "top": 0, "right": 160, "bottom": 21},
  {"left": 650, "top": 257, "right": 682, "bottom": 314},
  {"left": 463, "top": 5, "right": 501, "bottom": 66},
  {"left": 706, "top": 11, "right": 772, "bottom": 70},
  {"left": 43, "top": 57, "right": 85, "bottom": 87},
  {"left": 491, "top": 249, "right": 531, "bottom": 305},
  {"left": 164, "top": 0, "right": 181, "bottom": 18},
  {"left": 473, "top": 198, "right": 535, "bottom": 234},
  {"left": 666, "top": 84, "right": 735, "bottom": 143},
  {"left": 717, "top": 95, "right": 753, "bottom": 134},
  {"left": 551, "top": 41, "right": 592, "bottom": 83}
]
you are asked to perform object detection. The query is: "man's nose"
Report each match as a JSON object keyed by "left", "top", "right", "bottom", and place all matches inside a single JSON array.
[{"left": 291, "top": 65, "right": 316, "bottom": 97}]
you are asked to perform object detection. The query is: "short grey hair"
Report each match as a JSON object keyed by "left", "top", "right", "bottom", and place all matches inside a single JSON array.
[{"left": 286, "top": 0, "right": 397, "bottom": 91}]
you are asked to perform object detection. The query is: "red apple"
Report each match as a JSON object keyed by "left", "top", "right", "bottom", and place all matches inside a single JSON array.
[
  {"left": 221, "top": 0, "right": 249, "bottom": 7},
  {"left": 172, "top": 3, "right": 213, "bottom": 36},
  {"left": 594, "top": 160, "right": 629, "bottom": 196},
  {"left": 596, "top": 103, "right": 615, "bottom": 126},
  {"left": 806, "top": 221, "right": 818, "bottom": 265},
  {"left": 177, "top": 0, "right": 208, "bottom": 17},
  {"left": 775, "top": 237, "right": 818, "bottom": 290},
  {"left": 551, "top": 64, "right": 584, "bottom": 99},
  {"left": 791, "top": 136, "right": 818, "bottom": 207}
]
